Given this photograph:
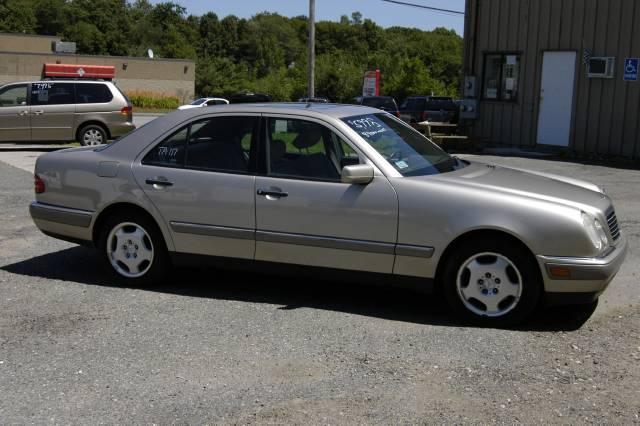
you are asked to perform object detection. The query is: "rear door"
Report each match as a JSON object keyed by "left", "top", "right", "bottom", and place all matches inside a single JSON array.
[
  {"left": 132, "top": 114, "right": 259, "bottom": 259},
  {"left": 0, "top": 84, "right": 30, "bottom": 142},
  {"left": 29, "top": 82, "right": 76, "bottom": 141},
  {"left": 254, "top": 115, "right": 398, "bottom": 273}
]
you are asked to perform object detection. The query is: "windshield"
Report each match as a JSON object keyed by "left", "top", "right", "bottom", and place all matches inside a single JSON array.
[
  {"left": 342, "top": 113, "right": 463, "bottom": 176},
  {"left": 190, "top": 98, "right": 206, "bottom": 105}
]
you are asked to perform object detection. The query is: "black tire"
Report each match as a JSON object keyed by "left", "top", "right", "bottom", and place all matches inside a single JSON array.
[
  {"left": 442, "top": 236, "right": 542, "bottom": 327},
  {"left": 98, "top": 212, "right": 171, "bottom": 286},
  {"left": 78, "top": 124, "right": 107, "bottom": 146}
]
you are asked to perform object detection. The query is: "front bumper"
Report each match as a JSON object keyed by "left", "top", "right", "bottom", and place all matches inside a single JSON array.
[
  {"left": 30, "top": 201, "right": 94, "bottom": 244},
  {"left": 537, "top": 236, "right": 628, "bottom": 294}
]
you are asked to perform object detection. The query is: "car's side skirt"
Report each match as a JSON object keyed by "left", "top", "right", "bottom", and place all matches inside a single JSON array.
[{"left": 169, "top": 252, "right": 435, "bottom": 294}]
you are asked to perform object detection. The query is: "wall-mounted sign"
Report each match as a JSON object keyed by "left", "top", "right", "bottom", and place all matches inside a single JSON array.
[
  {"left": 362, "top": 69, "right": 380, "bottom": 97},
  {"left": 623, "top": 58, "right": 639, "bottom": 81}
]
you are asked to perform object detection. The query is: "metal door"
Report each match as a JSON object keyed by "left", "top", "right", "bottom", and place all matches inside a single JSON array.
[
  {"left": 254, "top": 115, "right": 398, "bottom": 274},
  {"left": 132, "top": 114, "right": 258, "bottom": 259},
  {"left": 537, "top": 51, "right": 577, "bottom": 147},
  {"left": 29, "top": 82, "right": 76, "bottom": 141},
  {"left": 0, "top": 84, "right": 30, "bottom": 142}
]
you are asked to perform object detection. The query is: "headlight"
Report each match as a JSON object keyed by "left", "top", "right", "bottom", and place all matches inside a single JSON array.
[{"left": 581, "top": 212, "right": 609, "bottom": 252}]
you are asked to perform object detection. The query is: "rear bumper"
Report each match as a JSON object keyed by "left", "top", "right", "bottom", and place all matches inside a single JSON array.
[
  {"left": 30, "top": 201, "right": 94, "bottom": 243},
  {"left": 108, "top": 121, "right": 136, "bottom": 138},
  {"left": 537, "top": 236, "right": 628, "bottom": 294}
]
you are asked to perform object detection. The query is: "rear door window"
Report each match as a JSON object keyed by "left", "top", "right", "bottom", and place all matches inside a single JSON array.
[
  {"left": 185, "top": 116, "right": 256, "bottom": 173},
  {"left": 30, "top": 82, "right": 75, "bottom": 105},
  {"left": 76, "top": 83, "right": 113, "bottom": 104},
  {"left": 142, "top": 127, "right": 188, "bottom": 167}
]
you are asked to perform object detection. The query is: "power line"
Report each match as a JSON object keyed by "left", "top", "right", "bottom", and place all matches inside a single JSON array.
[{"left": 380, "top": 0, "right": 465, "bottom": 16}]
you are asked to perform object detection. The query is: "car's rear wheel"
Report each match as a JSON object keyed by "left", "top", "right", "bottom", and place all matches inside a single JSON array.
[
  {"left": 442, "top": 237, "right": 542, "bottom": 326},
  {"left": 79, "top": 124, "right": 107, "bottom": 146},
  {"left": 99, "top": 213, "right": 170, "bottom": 285}
]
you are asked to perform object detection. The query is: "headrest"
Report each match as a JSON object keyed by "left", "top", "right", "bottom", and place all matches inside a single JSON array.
[
  {"left": 293, "top": 127, "right": 322, "bottom": 150},
  {"left": 270, "top": 138, "right": 286, "bottom": 160}
]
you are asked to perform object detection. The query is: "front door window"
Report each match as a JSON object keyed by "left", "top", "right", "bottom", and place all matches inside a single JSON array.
[
  {"left": 266, "top": 117, "right": 358, "bottom": 181},
  {"left": 0, "top": 85, "right": 27, "bottom": 107}
]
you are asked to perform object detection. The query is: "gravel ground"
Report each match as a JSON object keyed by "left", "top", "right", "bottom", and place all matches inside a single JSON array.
[{"left": 0, "top": 154, "right": 639, "bottom": 424}]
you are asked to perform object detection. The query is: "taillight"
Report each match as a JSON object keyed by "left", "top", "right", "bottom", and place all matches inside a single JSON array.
[
  {"left": 120, "top": 106, "right": 132, "bottom": 116},
  {"left": 395, "top": 111, "right": 401, "bottom": 118},
  {"left": 34, "top": 174, "right": 45, "bottom": 194},
  {"left": 421, "top": 111, "right": 429, "bottom": 121}
]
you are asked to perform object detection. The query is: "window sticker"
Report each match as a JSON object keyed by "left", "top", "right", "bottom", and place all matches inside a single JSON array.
[
  {"left": 38, "top": 90, "right": 49, "bottom": 102},
  {"left": 346, "top": 115, "right": 388, "bottom": 138},
  {"left": 275, "top": 119, "right": 288, "bottom": 133},
  {"left": 395, "top": 160, "right": 409, "bottom": 169}
]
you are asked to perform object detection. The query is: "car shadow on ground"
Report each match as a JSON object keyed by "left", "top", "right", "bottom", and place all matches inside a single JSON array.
[{"left": 2, "top": 246, "right": 598, "bottom": 332}]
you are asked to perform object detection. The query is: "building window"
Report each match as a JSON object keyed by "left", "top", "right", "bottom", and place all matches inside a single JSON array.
[{"left": 483, "top": 53, "right": 520, "bottom": 101}]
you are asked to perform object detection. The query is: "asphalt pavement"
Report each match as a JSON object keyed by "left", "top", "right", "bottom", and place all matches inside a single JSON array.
[{"left": 0, "top": 152, "right": 638, "bottom": 423}]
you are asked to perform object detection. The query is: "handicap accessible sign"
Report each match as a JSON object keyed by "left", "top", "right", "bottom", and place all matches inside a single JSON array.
[{"left": 623, "top": 58, "right": 639, "bottom": 81}]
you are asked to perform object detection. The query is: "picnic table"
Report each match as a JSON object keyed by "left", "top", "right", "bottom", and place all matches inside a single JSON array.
[{"left": 411, "top": 121, "right": 468, "bottom": 146}]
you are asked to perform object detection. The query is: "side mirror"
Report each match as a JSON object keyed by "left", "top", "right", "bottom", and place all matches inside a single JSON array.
[{"left": 341, "top": 164, "right": 374, "bottom": 185}]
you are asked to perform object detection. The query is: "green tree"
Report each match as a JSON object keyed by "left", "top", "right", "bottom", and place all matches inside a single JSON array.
[
  {"left": 0, "top": 1, "right": 463, "bottom": 101},
  {"left": 0, "top": 0, "right": 37, "bottom": 33}
]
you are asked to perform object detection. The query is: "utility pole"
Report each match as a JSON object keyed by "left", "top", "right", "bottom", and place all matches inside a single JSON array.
[{"left": 308, "top": 0, "right": 315, "bottom": 98}]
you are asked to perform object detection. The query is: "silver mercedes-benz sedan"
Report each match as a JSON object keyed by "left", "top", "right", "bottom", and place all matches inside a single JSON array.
[{"left": 29, "top": 103, "right": 627, "bottom": 326}]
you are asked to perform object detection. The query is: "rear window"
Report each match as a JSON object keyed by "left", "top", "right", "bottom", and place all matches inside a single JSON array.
[
  {"left": 76, "top": 83, "right": 113, "bottom": 104},
  {"left": 362, "top": 97, "right": 397, "bottom": 111}
]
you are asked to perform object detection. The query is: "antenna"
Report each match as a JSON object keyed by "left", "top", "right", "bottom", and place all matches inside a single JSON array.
[{"left": 147, "top": 49, "right": 154, "bottom": 59}]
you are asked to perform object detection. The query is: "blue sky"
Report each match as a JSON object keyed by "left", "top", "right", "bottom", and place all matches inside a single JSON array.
[{"left": 150, "top": 0, "right": 466, "bottom": 34}]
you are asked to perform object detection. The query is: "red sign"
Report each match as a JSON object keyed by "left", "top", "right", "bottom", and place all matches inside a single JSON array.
[
  {"left": 362, "top": 69, "right": 381, "bottom": 96},
  {"left": 43, "top": 63, "right": 115, "bottom": 79}
]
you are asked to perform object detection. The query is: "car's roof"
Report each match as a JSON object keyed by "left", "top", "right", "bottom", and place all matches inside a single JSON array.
[
  {"left": 175, "top": 102, "right": 380, "bottom": 120},
  {"left": 105, "top": 102, "right": 387, "bottom": 159}
]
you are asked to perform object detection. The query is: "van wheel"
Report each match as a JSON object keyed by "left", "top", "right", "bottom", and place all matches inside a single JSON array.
[
  {"left": 442, "top": 237, "right": 542, "bottom": 327},
  {"left": 79, "top": 124, "right": 107, "bottom": 146},
  {"left": 98, "top": 212, "right": 171, "bottom": 286}
]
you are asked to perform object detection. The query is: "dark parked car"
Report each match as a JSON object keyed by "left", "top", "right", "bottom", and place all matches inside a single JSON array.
[
  {"left": 352, "top": 96, "right": 400, "bottom": 117},
  {"left": 399, "top": 96, "right": 459, "bottom": 124},
  {"left": 228, "top": 92, "right": 272, "bottom": 103}
]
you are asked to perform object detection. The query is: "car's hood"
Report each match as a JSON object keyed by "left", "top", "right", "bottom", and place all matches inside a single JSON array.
[{"left": 426, "top": 161, "right": 610, "bottom": 212}]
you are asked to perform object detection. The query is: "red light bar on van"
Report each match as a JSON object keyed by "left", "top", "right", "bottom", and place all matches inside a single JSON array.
[{"left": 43, "top": 63, "right": 115, "bottom": 79}]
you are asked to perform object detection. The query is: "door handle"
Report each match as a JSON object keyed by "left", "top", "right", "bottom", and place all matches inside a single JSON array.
[
  {"left": 145, "top": 178, "right": 173, "bottom": 187},
  {"left": 32, "top": 110, "right": 44, "bottom": 115},
  {"left": 257, "top": 189, "right": 288, "bottom": 198},
  {"left": 18, "top": 110, "right": 29, "bottom": 116}
]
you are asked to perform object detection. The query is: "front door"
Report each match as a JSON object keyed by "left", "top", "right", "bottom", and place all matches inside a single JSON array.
[
  {"left": 254, "top": 116, "right": 398, "bottom": 273},
  {"left": 29, "top": 82, "right": 76, "bottom": 141},
  {"left": 537, "top": 51, "right": 577, "bottom": 147},
  {"left": 0, "top": 84, "right": 30, "bottom": 142},
  {"left": 132, "top": 114, "right": 259, "bottom": 259}
]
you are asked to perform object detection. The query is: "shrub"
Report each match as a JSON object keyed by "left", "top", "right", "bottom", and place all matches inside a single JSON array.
[{"left": 126, "top": 90, "right": 180, "bottom": 110}]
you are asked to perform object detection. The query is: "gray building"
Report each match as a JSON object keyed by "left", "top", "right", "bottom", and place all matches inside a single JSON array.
[
  {"left": 462, "top": 0, "right": 640, "bottom": 160},
  {"left": 0, "top": 33, "right": 195, "bottom": 102}
]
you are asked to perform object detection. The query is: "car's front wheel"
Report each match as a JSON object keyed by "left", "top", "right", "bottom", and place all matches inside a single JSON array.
[
  {"left": 442, "top": 237, "right": 542, "bottom": 326},
  {"left": 99, "top": 213, "right": 170, "bottom": 285}
]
